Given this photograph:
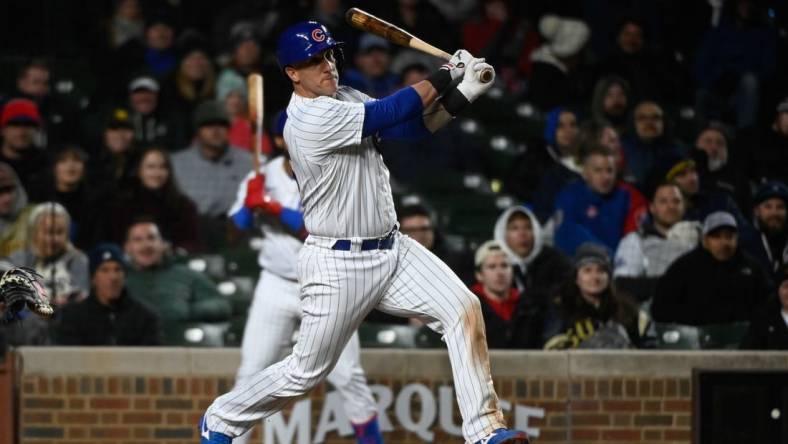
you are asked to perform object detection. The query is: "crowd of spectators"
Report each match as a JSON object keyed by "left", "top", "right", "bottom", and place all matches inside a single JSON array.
[{"left": 0, "top": 0, "right": 787, "bottom": 351}]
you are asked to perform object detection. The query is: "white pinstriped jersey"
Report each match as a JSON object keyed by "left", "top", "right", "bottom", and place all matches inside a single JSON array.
[
  {"left": 229, "top": 156, "right": 303, "bottom": 281},
  {"left": 284, "top": 86, "right": 397, "bottom": 238}
]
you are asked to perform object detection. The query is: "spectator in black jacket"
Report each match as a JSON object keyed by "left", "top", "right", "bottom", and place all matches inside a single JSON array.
[
  {"left": 56, "top": 243, "right": 162, "bottom": 346},
  {"left": 741, "top": 264, "right": 788, "bottom": 350},
  {"left": 652, "top": 211, "right": 772, "bottom": 326},
  {"left": 470, "top": 240, "right": 523, "bottom": 349},
  {"left": 740, "top": 181, "right": 788, "bottom": 276}
]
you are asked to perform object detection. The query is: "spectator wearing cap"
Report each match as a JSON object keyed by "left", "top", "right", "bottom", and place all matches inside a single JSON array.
[
  {"left": 740, "top": 264, "right": 788, "bottom": 350},
  {"left": 13, "top": 58, "right": 79, "bottom": 146},
  {"left": 750, "top": 98, "right": 788, "bottom": 185},
  {"left": 470, "top": 240, "right": 524, "bottom": 349},
  {"left": 126, "top": 75, "right": 182, "bottom": 149},
  {"left": 590, "top": 76, "right": 632, "bottom": 135},
  {"left": 493, "top": 206, "right": 573, "bottom": 348},
  {"left": 29, "top": 145, "right": 102, "bottom": 250},
  {"left": 55, "top": 243, "right": 162, "bottom": 346},
  {"left": 9, "top": 202, "right": 89, "bottom": 307},
  {"left": 104, "top": 146, "right": 200, "bottom": 253},
  {"left": 0, "top": 98, "right": 48, "bottom": 192},
  {"left": 124, "top": 220, "right": 231, "bottom": 340},
  {"left": 505, "top": 107, "right": 581, "bottom": 222},
  {"left": 620, "top": 100, "right": 686, "bottom": 188},
  {"left": 652, "top": 211, "right": 772, "bottom": 326},
  {"left": 740, "top": 182, "right": 788, "bottom": 276},
  {"left": 172, "top": 100, "right": 252, "bottom": 218},
  {"left": 553, "top": 145, "right": 647, "bottom": 256},
  {"left": 89, "top": 107, "right": 138, "bottom": 191},
  {"left": 614, "top": 183, "right": 698, "bottom": 302},
  {"left": 694, "top": 0, "right": 777, "bottom": 129},
  {"left": 528, "top": 15, "right": 592, "bottom": 110},
  {"left": 543, "top": 242, "right": 641, "bottom": 349},
  {"left": 652, "top": 151, "right": 746, "bottom": 226},
  {"left": 0, "top": 163, "right": 34, "bottom": 257},
  {"left": 342, "top": 34, "right": 400, "bottom": 98}
]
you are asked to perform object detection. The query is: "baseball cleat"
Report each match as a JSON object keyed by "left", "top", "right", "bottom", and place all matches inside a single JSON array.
[
  {"left": 199, "top": 415, "right": 232, "bottom": 444},
  {"left": 473, "top": 428, "right": 530, "bottom": 444}
]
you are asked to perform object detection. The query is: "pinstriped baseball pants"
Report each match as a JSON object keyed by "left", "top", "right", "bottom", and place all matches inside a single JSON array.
[
  {"left": 231, "top": 270, "right": 379, "bottom": 444},
  {"left": 206, "top": 232, "right": 505, "bottom": 443}
]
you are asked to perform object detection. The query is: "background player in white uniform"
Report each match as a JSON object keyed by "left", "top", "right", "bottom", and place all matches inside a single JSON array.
[
  {"left": 227, "top": 110, "right": 384, "bottom": 444},
  {"left": 202, "top": 21, "right": 529, "bottom": 444}
]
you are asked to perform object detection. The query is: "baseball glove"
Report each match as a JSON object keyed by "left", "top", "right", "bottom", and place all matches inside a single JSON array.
[{"left": 0, "top": 267, "right": 53, "bottom": 319}]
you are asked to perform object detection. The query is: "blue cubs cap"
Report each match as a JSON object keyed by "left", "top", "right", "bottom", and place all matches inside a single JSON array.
[
  {"left": 276, "top": 21, "right": 343, "bottom": 70},
  {"left": 753, "top": 181, "right": 788, "bottom": 207}
]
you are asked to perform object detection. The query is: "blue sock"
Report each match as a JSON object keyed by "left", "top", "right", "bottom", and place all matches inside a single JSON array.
[{"left": 352, "top": 415, "right": 384, "bottom": 444}]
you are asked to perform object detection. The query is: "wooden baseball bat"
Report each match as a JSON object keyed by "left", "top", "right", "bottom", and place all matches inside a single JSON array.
[
  {"left": 247, "top": 73, "right": 263, "bottom": 173},
  {"left": 345, "top": 7, "right": 493, "bottom": 83}
]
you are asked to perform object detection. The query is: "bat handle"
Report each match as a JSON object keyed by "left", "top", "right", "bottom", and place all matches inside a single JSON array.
[{"left": 479, "top": 68, "right": 493, "bottom": 84}]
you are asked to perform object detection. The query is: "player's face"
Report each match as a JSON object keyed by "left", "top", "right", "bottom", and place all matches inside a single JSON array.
[
  {"left": 92, "top": 261, "right": 125, "bottom": 301},
  {"left": 650, "top": 185, "right": 685, "bottom": 229},
  {"left": 702, "top": 229, "right": 738, "bottom": 262},
  {"left": 126, "top": 222, "right": 166, "bottom": 268},
  {"left": 400, "top": 215, "right": 435, "bottom": 249},
  {"left": 583, "top": 154, "right": 616, "bottom": 195},
  {"left": 754, "top": 198, "right": 787, "bottom": 234},
  {"left": 476, "top": 252, "right": 513, "bottom": 295},
  {"left": 287, "top": 49, "right": 339, "bottom": 98},
  {"left": 505, "top": 214, "right": 534, "bottom": 257},
  {"left": 34, "top": 214, "right": 69, "bottom": 259},
  {"left": 576, "top": 263, "right": 609, "bottom": 299}
]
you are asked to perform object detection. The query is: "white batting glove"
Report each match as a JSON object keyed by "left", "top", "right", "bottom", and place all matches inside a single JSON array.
[
  {"left": 441, "top": 49, "right": 474, "bottom": 80},
  {"left": 456, "top": 58, "right": 495, "bottom": 102}
]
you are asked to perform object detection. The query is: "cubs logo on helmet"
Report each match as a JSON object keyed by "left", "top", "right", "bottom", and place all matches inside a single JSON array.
[{"left": 277, "top": 21, "right": 343, "bottom": 70}]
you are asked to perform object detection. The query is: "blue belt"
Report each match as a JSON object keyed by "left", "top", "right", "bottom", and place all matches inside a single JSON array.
[{"left": 331, "top": 229, "right": 396, "bottom": 251}]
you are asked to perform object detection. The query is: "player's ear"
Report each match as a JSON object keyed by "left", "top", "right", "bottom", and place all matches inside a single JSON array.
[{"left": 284, "top": 67, "right": 299, "bottom": 83}]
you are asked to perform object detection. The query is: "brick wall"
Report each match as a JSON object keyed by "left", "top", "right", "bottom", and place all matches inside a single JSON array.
[{"left": 12, "top": 349, "right": 788, "bottom": 444}]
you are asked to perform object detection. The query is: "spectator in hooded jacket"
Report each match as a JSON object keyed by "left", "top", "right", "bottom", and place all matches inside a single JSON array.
[
  {"left": 692, "top": 121, "right": 751, "bottom": 212},
  {"left": 652, "top": 211, "right": 772, "bottom": 326},
  {"left": 506, "top": 107, "right": 581, "bottom": 222},
  {"left": 740, "top": 263, "right": 788, "bottom": 350},
  {"left": 493, "top": 206, "right": 572, "bottom": 348},
  {"left": 553, "top": 145, "right": 647, "bottom": 255},
  {"left": 590, "top": 75, "right": 632, "bottom": 135}
]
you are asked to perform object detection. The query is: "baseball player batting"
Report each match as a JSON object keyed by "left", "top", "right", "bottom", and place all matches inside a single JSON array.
[
  {"left": 201, "top": 21, "right": 529, "bottom": 444},
  {"left": 225, "top": 110, "right": 384, "bottom": 444}
]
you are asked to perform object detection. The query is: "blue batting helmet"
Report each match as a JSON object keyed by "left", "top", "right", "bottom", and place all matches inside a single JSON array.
[{"left": 276, "top": 21, "right": 343, "bottom": 70}]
